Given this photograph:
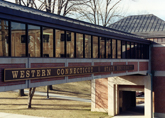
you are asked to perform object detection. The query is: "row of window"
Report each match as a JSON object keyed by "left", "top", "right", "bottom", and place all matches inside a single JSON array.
[{"left": 0, "top": 19, "right": 149, "bottom": 59}]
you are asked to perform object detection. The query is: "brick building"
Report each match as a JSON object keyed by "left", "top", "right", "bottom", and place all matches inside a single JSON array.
[
  {"left": 109, "top": 14, "right": 165, "bottom": 118},
  {"left": 0, "top": 1, "right": 158, "bottom": 118}
]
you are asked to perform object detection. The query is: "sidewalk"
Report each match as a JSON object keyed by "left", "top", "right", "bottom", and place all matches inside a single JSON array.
[
  {"left": 0, "top": 112, "right": 46, "bottom": 118},
  {"left": 16, "top": 90, "right": 91, "bottom": 103}
]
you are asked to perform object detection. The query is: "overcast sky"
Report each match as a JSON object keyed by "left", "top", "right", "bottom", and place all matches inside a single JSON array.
[
  {"left": 6, "top": 0, "right": 165, "bottom": 21},
  {"left": 123, "top": 0, "right": 165, "bottom": 20}
]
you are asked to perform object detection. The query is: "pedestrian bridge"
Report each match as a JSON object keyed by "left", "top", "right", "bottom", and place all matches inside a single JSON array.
[{"left": 0, "top": 1, "right": 151, "bottom": 118}]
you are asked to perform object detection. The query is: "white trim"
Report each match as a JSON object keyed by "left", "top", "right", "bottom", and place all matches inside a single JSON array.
[
  {"left": 0, "top": 58, "right": 149, "bottom": 64},
  {"left": 154, "top": 112, "right": 165, "bottom": 118},
  {"left": 153, "top": 44, "right": 165, "bottom": 47},
  {"left": 154, "top": 71, "right": 165, "bottom": 77},
  {"left": 0, "top": 84, "right": 26, "bottom": 92},
  {"left": 0, "top": 58, "right": 28, "bottom": 64}
]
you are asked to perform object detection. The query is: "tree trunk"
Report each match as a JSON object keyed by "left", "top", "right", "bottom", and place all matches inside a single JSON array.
[
  {"left": 27, "top": 87, "right": 36, "bottom": 108},
  {"left": 18, "top": 89, "right": 25, "bottom": 96},
  {"left": 47, "top": 85, "right": 53, "bottom": 90}
]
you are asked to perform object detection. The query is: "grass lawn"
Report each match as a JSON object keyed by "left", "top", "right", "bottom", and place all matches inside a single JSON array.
[{"left": 0, "top": 81, "right": 112, "bottom": 118}]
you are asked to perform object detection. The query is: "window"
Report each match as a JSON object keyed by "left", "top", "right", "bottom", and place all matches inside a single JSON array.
[
  {"left": 131, "top": 42, "right": 135, "bottom": 59},
  {"left": 137, "top": 43, "right": 141, "bottom": 59},
  {"left": 106, "top": 38, "right": 111, "bottom": 58},
  {"left": 117, "top": 40, "right": 121, "bottom": 58},
  {"left": 56, "top": 30, "right": 65, "bottom": 58},
  {"left": 112, "top": 39, "right": 116, "bottom": 58},
  {"left": 43, "top": 35, "right": 49, "bottom": 43},
  {"left": 28, "top": 25, "right": 40, "bottom": 57},
  {"left": 66, "top": 31, "right": 74, "bottom": 58},
  {"left": 100, "top": 37, "right": 105, "bottom": 58},
  {"left": 43, "top": 27, "right": 53, "bottom": 57},
  {"left": 21, "top": 35, "right": 30, "bottom": 43},
  {"left": 85, "top": 35, "right": 91, "bottom": 58},
  {"left": 141, "top": 44, "right": 144, "bottom": 59},
  {"left": 127, "top": 41, "right": 130, "bottom": 59},
  {"left": 135, "top": 43, "right": 138, "bottom": 59},
  {"left": 93, "top": 36, "right": 98, "bottom": 58},
  {"left": 0, "top": 19, "right": 9, "bottom": 56},
  {"left": 11, "top": 22, "right": 26, "bottom": 57},
  {"left": 76, "top": 33, "right": 83, "bottom": 58},
  {"left": 143, "top": 44, "right": 149, "bottom": 59},
  {"left": 122, "top": 41, "right": 126, "bottom": 59}
]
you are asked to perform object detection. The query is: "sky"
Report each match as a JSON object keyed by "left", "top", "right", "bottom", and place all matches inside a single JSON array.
[
  {"left": 6, "top": 0, "right": 165, "bottom": 21},
  {"left": 123, "top": 0, "right": 165, "bottom": 20}
]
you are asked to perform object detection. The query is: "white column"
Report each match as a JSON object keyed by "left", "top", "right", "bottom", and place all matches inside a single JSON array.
[
  {"left": 91, "top": 79, "right": 95, "bottom": 111},
  {"left": 144, "top": 75, "right": 152, "bottom": 118},
  {"left": 108, "top": 77, "right": 115, "bottom": 116},
  {"left": 116, "top": 84, "right": 119, "bottom": 115}
]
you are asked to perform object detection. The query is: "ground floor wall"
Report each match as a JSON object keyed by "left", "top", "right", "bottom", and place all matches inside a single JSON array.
[
  {"left": 153, "top": 76, "right": 165, "bottom": 118},
  {"left": 91, "top": 75, "right": 152, "bottom": 118},
  {"left": 151, "top": 45, "right": 165, "bottom": 118}
]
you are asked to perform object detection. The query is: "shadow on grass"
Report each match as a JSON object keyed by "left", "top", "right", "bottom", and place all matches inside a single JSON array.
[
  {"left": 0, "top": 106, "right": 91, "bottom": 111},
  {"left": 0, "top": 103, "right": 90, "bottom": 107},
  {"left": 0, "top": 97, "right": 75, "bottom": 101}
]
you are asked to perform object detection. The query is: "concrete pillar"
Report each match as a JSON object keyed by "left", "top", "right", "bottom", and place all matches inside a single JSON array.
[
  {"left": 91, "top": 79, "right": 95, "bottom": 111},
  {"left": 144, "top": 75, "right": 152, "bottom": 118},
  {"left": 108, "top": 77, "right": 115, "bottom": 116},
  {"left": 116, "top": 84, "right": 120, "bottom": 115}
]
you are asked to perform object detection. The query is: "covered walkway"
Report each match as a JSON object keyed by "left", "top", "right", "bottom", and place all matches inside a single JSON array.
[{"left": 113, "top": 104, "right": 144, "bottom": 118}]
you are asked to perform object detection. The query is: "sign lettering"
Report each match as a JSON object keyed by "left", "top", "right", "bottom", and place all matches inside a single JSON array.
[{"left": 4, "top": 65, "right": 134, "bottom": 82}]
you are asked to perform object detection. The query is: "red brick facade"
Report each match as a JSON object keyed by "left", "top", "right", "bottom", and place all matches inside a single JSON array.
[
  {"left": 68, "top": 63, "right": 91, "bottom": 79},
  {"left": 113, "top": 62, "right": 126, "bottom": 74},
  {"left": 139, "top": 62, "right": 148, "bottom": 71},
  {"left": 94, "top": 62, "right": 111, "bottom": 76},
  {"left": 95, "top": 78, "right": 108, "bottom": 109},
  {"left": 128, "top": 62, "right": 138, "bottom": 72},
  {"left": 153, "top": 77, "right": 165, "bottom": 113},
  {"left": 152, "top": 47, "right": 165, "bottom": 71},
  {"left": 30, "top": 63, "right": 65, "bottom": 83},
  {"left": 0, "top": 64, "right": 26, "bottom": 86}
]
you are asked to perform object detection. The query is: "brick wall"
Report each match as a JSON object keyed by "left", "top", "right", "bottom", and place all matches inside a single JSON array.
[
  {"left": 153, "top": 77, "right": 165, "bottom": 113},
  {"left": 152, "top": 47, "right": 165, "bottom": 71},
  {"left": 68, "top": 63, "right": 91, "bottom": 79},
  {"left": 95, "top": 78, "right": 108, "bottom": 109},
  {"left": 94, "top": 62, "right": 111, "bottom": 76},
  {"left": 139, "top": 62, "right": 148, "bottom": 71},
  {"left": 128, "top": 62, "right": 138, "bottom": 72},
  {"left": 0, "top": 64, "right": 26, "bottom": 86},
  {"left": 113, "top": 62, "right": 126, "bottom": 74},
  {"left": 30, "top": 63, "right": 65, "bottom": 83}
]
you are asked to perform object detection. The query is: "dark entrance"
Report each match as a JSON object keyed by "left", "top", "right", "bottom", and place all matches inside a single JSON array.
[{"left": 119, "top": 91, "right": 144, "bottom": 116}]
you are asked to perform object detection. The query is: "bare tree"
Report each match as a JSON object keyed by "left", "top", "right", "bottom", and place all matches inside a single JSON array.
[
  {"left": 1, "top": 20, "right": 7, "bottom": 56},
  {"left": 76, "top": 0, "right": 128, "bottom": 26},
  {"left": 14, "top": 0, "right": 90, "bottom": 16},
  {"left": 28, "top": 87, "right": 36, "bottom": 108}
]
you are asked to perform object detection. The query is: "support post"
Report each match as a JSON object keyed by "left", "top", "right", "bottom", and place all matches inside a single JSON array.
[{"left": 108, "top": 77, "right": 115, "bottom": 116}]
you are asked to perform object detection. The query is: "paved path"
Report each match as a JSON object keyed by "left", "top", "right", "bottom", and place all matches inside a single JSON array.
[
  {"left": 22, "top": 90, "right": 91, "bottom": 103},
  {"left": 113, "top": 104, "right": 145, "bottom": 118}
]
